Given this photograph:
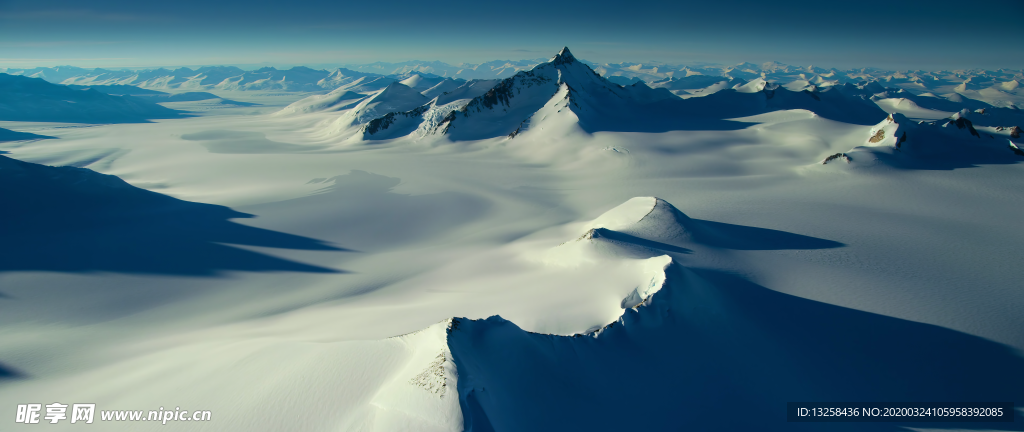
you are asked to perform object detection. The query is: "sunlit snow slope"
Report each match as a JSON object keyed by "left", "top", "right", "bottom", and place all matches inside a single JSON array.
[{"left": 1, "top": 47, "right": 1023, "bottom": 432}]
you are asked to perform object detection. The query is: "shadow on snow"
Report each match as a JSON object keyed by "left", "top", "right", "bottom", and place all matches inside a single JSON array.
[
  {"left": 0, "top": 155, "right": 344, "bottom": 275},
  {"left": 451, "top": 252, "right": 1022, "bottom": 432}
]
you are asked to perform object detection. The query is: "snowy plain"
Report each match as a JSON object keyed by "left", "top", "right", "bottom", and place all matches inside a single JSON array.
[{"left": 1, "top": 48, "right": 1023, "bottom": 431}]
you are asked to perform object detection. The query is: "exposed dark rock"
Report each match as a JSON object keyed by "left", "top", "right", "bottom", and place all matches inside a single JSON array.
[
  {"left": 508, "top": 119, "right": 527, "bottom": 139},
  {"left": 364, "top": 103, "right": 432, "bottom": 136},
  {"left": 949, "top": 116, "right": 980, "bottom": 138},
  {"left": 822, "top": 153, "right": 851, "bottom": 164},
  {"left": 868, "top": 129, "right": 886, "bottom": 143}
]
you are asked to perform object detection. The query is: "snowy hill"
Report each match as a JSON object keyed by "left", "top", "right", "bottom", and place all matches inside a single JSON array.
[
  {"left": 5, "top": 50, "right": 1024, "bottom": 432},
  {"left": 332, "top": 82, "right": 430, "bottom": 130},
  {"left": 420, "top": 78, "right": 470, "bottom": 99},
  {"left": 545, "top": 197, "right": 700, "bottom": 267},
  {"left": 399, "top": 74, "right": 451, "bottom": 92},
  {"left": 0, "top": 73, "right": 184, "bottom": 123},
  {"left": 276, "top": 88, "right": 368, "bottom": 115},
  {"left": 444, "top": 197, "right": 1023, "bottom": 431},
  {"left": 823, "top": 111, "right": 1024, "bottom": 168},
  {"left": 316, "top": 67, "right": 381, "bottom": 90},
  {"left": 648, "top": 75, "right": 738, "bottom": 92}
]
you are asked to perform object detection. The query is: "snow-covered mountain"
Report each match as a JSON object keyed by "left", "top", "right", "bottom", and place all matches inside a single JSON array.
[
  {"left": 333, "top": 82, "right": 430, "bottom": 130},
  {"left": 823, "top": 110, "right": 1023, "bottom": 168},
  {"left": 275, "top": 88, "right": 368, "bottom": 116},
  {"left": 266, "top": 48, "right": 1024, "bottom": 159},
  {"left": 445, "top": 200, "right": 1021, "bottom": 431},
  {"left": 339, "top": 59, "right": 541, "bottom": 80},
  {"left": 430, "top": 47, "right": 688, "bottom": 139},
  {"left": 63, "top": 66, "right": 338, "bottom": 92},
  {"left": 4, "top": 47, "right": 1024, "bottom": 432},
  {"left": 420, "top": 78, "right": 470, "bottom": 99},
  {"left": 316, "top": 68, "right": 395, "bottom": 92},
  {"left": 399, "top": 74, "right": 451, "bottom": 92},
  {"left": 0, "top": 73, "right": 184, "bottom": 123},
  {"left": 7, "top": 60, "right": 1022, "bottom": 119},
  {"left": 321, "top": 48, "right": 897, "bottom": 142}
]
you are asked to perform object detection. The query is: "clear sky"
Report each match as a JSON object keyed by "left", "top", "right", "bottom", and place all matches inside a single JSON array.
[{"left": 1, "top": 0, "right": 1022, "bottom": 70}]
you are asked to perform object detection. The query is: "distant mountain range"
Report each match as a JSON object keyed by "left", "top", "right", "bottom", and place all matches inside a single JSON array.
[
  {"left": 1, "top": 48, "right": 1021, "bottom": 142},
  {"left": 279, "top": 48, "right": 1021, "bottom": 145},
  {"left": 4, "top": 59, "right": 1020, "bottom": 108},
  {"left": 0, "top": 73, "right": 184, "bottom": 123}
]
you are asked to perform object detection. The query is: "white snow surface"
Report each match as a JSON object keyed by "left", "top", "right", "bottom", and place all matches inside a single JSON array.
[{"left": 1, "top": 48, "right": 1024, "bottom": 432}]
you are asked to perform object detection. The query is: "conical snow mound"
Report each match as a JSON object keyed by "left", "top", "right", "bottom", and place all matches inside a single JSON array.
[
  {"left": 586, "top": 197, "right": 701, "bottom": 245},
  {"left": 544, "top": 197, "right": 693, "bottom": 268}
]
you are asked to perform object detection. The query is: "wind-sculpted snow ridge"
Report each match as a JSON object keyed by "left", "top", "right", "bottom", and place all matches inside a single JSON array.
[
  {"left": 362, "top": 103, "right": 435, "bottom": 140},
  {"left": 546, "top": 197, "right": 700, "bottom": 264},
  {"left": 421, "top": 78, "right": 475, "bottom": 99},
  {"left": 543, "top": 197, "right": 695, "bottom": 311},
  {"left": 353, "top": 197, "right": 689, "bottom": 430},
  {"left": 824, "top": 111, "right": 1024, "bottom": 169},
  {"left": 278, "top": 76, "right": 413, "bottom": 117},
  {"left": 429, "top": 196, "right": 1024, "bottom": 432},
  {"left": 0, "top": 73, "right": 184, "bottom": 123},
  {"left": 369, "top": 319, "right": 463, "bottom": 431},
  {"left": 399, "top": 74, "right": 457, "bottom": 92},
  {"left": 276, "top": 88, "right": 368, "bottom": 116},
  {"left": 327, "top": 82, "right": 430, "bottom": 133},
  {"left": 316, "top": 68, "right": 388, "bottom": 91},
  {"left": 368, "top": 197, "right": 819, "bottom": 429},
  {"left": 351, "top": 79, "right": 506, "bottom": 140}
]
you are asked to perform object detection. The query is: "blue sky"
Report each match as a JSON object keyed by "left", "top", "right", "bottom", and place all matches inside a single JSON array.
[{"left": 1, "top": 0, "right": 1021, "bottom": 70}]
